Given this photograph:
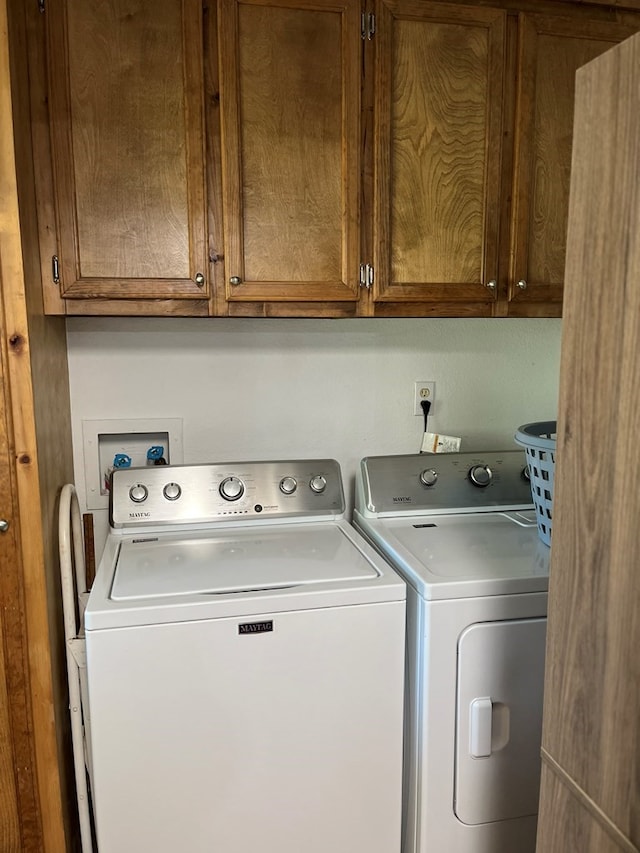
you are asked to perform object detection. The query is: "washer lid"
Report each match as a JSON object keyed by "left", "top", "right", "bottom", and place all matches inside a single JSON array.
[
  {"left": 111, "top": 523, "right": 379, "bottom": 600},
  {"left": 355, "top": 510, "right": 549, "bottom": 600}
]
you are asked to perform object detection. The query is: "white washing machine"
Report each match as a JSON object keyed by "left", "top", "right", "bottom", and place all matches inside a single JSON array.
[
  {"left": 84, "top": 459, "right": 406, "bottom": 853},
  {"left": 353, "top": 451, "right": 550, "bottom": 853}
]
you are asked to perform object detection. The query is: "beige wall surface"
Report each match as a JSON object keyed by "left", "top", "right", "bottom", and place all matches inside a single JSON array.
[{"left": 65, "top": 316, "right": 561, "bottom": 556}]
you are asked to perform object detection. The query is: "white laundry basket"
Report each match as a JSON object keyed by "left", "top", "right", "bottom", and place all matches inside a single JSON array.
[{"left": 514, "top": 421, "right": 557, "bottom": 546}]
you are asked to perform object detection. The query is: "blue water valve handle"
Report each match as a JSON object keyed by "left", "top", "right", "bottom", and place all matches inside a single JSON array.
[
  {"left": 147, "top": 446, "right": 166, "bottom": 465},
  {"left": 113, "top": 453, "right": 132, "bottom": 469}
]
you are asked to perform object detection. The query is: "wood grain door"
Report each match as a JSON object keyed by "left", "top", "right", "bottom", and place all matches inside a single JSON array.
[
  {"left": 371, "top": 1, "right": 506, "bottom": 311},
  {"left": 218, "top": 0, "right": 361, "bottom": 304},
  {"left": 3, "top": 0, "right": 70, "bottom": 846},
  {"left": 509, "top": 14, "right": 639, "bottom": 314},
  {"left": 1, "top": 3, "right": 45, "bottom": 844},
  {"left": 45, "top": 0, "right": 208, "bottom": 301},
  {"left": 536, "top": 30, "right": 640, "bottom": 853},
  {"left": 0, "top": 311, "right": 42, "bottom": 852}
]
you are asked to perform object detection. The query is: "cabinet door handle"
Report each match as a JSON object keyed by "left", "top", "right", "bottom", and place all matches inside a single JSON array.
[
  {"left": 229, "top": 276, "right": 242, "bottom": 285},
  {"left": 0, "top": 519, "right": 9, "bottom": 533},
  {"left": 485, "top": 279, "right": 496, "bottom": 291},
  {"left": 517, "top": 279, "right": 527, "bottom": 290},
  {"left": 194, "top": 272, "right": 205, "bottom": 287}
]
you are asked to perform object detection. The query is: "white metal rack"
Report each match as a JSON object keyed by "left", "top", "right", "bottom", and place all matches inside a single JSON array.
[{"left": 58, "top": 483, "right": 95, "bottom": 852}]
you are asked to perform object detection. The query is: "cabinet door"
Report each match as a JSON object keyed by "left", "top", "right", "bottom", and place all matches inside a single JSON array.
[
  {"left": 46, "top": 0, "right": 208, "bottom": 301},
  {"left": 509, "top": 15, "right": 638, "bottom": 314},
  {"left": 218, "top": 0, "right": 361, "bottom": 304},
  {"left": 372, "top": 1, "right": 506, "bottom": 311}
]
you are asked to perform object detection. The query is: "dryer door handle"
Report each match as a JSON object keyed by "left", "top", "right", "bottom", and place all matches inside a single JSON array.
[{"left": 469, "top": 697, "right": 493, "bottom": 758}]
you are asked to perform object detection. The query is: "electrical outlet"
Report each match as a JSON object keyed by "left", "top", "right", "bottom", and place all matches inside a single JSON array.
[{"left": 414, "top": 381, "right": 436, "bottom": 416}]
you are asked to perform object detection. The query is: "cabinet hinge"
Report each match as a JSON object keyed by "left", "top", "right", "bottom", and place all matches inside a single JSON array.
[
  {"left": 361, "top": 11, "right": 375, "bottom": 40},
  {"left": 38, "top": 0, "right": 45, "bottom": 12},
  {"left": 359, "top": 263, "right": 374, "bottom": 288},
  {"left": 52, "top": 255, "right": 60, "bottom": 285}
]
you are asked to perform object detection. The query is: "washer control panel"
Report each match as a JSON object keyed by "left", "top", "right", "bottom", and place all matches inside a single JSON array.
[
  {"left": 110, "top": 459, "right": 345, "bottom": 528},
  {"left": 359, "top": 451, "right": 533, "bottom": 514}
]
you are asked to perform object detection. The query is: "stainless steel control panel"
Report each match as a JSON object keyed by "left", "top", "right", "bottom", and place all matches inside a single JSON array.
[
  {"left": 109, "top": 459, "right": 345, "bottom": 528},
  {"left": 359, "top": 451, "right": 533, "bottom": 515}
]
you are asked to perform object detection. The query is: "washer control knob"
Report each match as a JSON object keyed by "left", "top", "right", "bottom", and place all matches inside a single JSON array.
[
  {"left": 279, "top": 476, "right": 297, "bottom": 495},
  {"left": 163, "top": 482, "right": 182, "bottom": 501},
  {"left": 219, "top": 476, "right": 244, "bottom": 501},
  {"left": 129, "top": 483, "right": 148, "bottom": 503},
  {"left": 469, "top": 465, "right": 493, "bottom": 487},
  {"left": 420, "top": 468, "right": 438, "bottom": 487},
  {"left": 309, "top": 475, "right": 327, "bottom": 494}
]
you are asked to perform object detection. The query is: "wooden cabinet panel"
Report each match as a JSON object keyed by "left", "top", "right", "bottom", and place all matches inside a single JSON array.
[
  {"left": 218, "top": 0, "right": 361, "bottom": 303},
  {"left": 2, "top": 1, "right": 67, "bottom": 845},
  {"left": 0, "top": 388, "right": 24, "bottom": 849},
  {"left": 0, "top": 375, "right": 41, "bottom": 852},
  {"left": 538, "top": 30, "right": 640, "bottom": 850},
  {"left": 1, "top": 11, "right": 39, "bottom": 848},
  {"left": 46, "top": 0, "right": 208, "bottom": 301},
  {"left": 372, "top": 2, "right": 505, "bottom": 308},
  {"left": 509, "top": 14, "right": 638, "bottom": 311},
  {"left": 537, "top": 763, "right": 632, "bottom": 853}
]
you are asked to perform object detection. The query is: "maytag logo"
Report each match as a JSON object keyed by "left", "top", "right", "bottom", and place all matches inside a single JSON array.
[
  {"left": 129, "top": 511, "right": 151, "bottom": 519},
  {"left": 393, "top": 496, "right": 412, "bottom": 503},
  {"left": 238, "top": 620, "right": 273, "bottom": 636}
]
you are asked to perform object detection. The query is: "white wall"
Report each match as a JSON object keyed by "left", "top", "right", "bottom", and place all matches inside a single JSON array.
[{"left": 66, "top": 316, "right": 561, "bottom": 556}]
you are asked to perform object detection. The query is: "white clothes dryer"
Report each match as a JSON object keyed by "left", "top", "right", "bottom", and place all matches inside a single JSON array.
[
  {"left": 353, "top": 451, "right": 550, "bottom": 853},
  {"left": 85, "top": 459, "right": 406, "bottom": 853}
]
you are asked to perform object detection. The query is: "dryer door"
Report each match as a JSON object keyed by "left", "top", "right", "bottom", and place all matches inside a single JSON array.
[{"left": 455, "top": 617, "right": 546, "bottom": 825}]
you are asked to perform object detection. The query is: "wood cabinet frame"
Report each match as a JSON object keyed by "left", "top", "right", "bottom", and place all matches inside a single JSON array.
[{"left": 23, "top": 0, "right": 640, "bottom": 317}]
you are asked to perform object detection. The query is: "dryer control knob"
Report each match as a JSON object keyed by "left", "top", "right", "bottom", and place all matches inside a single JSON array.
[
  {"left": 279, "top": 476, "right": 297, "bottom": 495},
  {"left": 219, "top": 476, "right": 244, "bottom": 501},
  {"left": 129, "top": 483, "right": 148, "bottom": 503},
  {"left": 309, "top": 475, "right": 327, "bottom": 494},
  {"left": 163, "top": 482, "right": 182, "bottom": 501},
  {"left": 469, "top": 465, "right": 493, "bottom": 487},
  {"left": 420, "top": 468, "right": 438, "bottom": 487}
]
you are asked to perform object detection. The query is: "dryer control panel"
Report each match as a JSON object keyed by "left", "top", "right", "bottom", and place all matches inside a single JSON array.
[
  {"left": 359, "top": 451, "right": 533, "bottom": 515},
  {"left": 109, "top": 459, "right": 345, "bottom": 528}
]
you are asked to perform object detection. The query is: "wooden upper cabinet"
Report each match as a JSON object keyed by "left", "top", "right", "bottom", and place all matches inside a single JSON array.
[
  {"left": 45, "top": 0, "right": 208, "bottom": 301},
  {"left": 217, "top": 0, "right": 361, "bottom": 303},
  {"left": 508, "top": 13, "right": 639, "bottom": 313},
  {"left": 371, "top": 2, "right": 506, "bottom": 311},
  {"left": 33, "top": 0, "right": 640, "bottom": 317}
]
